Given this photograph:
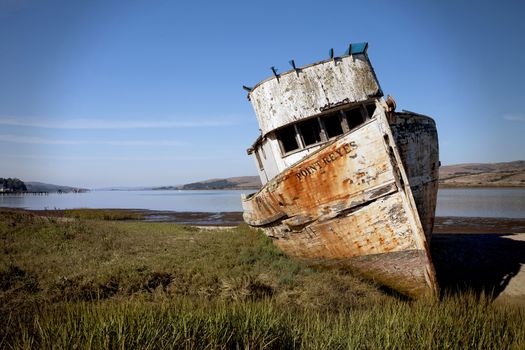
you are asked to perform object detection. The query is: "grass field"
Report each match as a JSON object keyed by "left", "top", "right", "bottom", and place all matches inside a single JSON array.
[{"left": 1, "top": 209, "right": 524, "bottom": 349}]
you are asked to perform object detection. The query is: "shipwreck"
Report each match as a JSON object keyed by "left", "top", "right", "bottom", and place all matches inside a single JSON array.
[{"left": 241, "top": 42, "right": 439, "bottom": 298}]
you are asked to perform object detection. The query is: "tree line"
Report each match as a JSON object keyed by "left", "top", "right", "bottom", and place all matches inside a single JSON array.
[{"left": 0, "top": 178, "right": 27, "bottom": 192}]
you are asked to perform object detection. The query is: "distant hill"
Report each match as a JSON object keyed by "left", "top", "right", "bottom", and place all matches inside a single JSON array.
[
  {"left": 439, "top": 161, "right": 525, "bottom": 187},
  {"left": 153, "top": 176, "right": 262, "bottom": 190},
  {"left": 25, "top": 182, "right": 89, "bottom": 193},
  {"left": 151, "top": 161, "right": 525, "bottom": 191}
]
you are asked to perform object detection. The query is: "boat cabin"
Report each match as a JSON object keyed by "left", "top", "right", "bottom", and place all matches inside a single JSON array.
[{"left": 245, "top": 43, "right": 385, "bottom": 184}]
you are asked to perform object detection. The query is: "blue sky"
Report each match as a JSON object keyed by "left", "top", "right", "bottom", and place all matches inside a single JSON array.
[{"left": 0, "top": 0, "right": 524, "bottom": 188}]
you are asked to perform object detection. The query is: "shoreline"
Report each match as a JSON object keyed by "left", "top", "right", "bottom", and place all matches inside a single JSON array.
[
  {"left": 2, "top": 207, "right": 524, "bottom": 229},
  {"left": 438, "top": 184, "right": 525, "bottom": 189}
]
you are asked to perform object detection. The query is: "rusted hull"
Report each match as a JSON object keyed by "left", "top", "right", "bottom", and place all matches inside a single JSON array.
[{"left": 242, "top": 114, "right": 438, "bottom": 298}]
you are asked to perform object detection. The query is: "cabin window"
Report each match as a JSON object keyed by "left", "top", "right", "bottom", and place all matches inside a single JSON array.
[
  {"left": 298, "top": 118, "right": 323, "bottom": 146},
  {"left": 255, "top": 149, "right": 264, "bottom": 170},
  {"left": 260, "top": 145, "right": 266, "bottom": 159},
  {"left": 276, "top": 125, "right": 300, "bottom": 154},
  {"left": 322, "top": 112, "right": 344, "bottom": 139},
  {"left": 366, "top": 103, "right": 376, "bottom": 119},
  {"left": 276, "top": 103, "right": 374, "bottom": 156},
  {"left": 345, "top": 107, "right": 365, "bottom": 130}
]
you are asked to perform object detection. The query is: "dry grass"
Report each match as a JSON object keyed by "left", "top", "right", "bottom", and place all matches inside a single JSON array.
[{"left": 1, "top": 209, "right": 524, "bottom": 349}]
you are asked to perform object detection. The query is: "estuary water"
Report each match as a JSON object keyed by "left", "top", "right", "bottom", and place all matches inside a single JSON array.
[
  {"left": 0, "top": 190, "right": 253, "bottom": 213},
  {"left": 435, "top": 188, "right": 524, "bottom": 218},
  {"left": 0, "top": 188, "right": 524, "bottom": 218}
]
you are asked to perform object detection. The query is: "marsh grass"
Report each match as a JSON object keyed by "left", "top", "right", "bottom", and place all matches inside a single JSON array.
[
  {"left": 1, "top": 209, "right": 524, "bottom": 349},
  {"left": 55, "top": 208, "right": 145, "bottom": 221}
]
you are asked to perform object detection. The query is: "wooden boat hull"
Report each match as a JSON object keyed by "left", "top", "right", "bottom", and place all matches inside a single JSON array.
[
  {"left": 391, "top": 112, "right": 439, "bottom": 242},
  {"left": 242, "top": 113, "right": 438, "bottom": 298}
]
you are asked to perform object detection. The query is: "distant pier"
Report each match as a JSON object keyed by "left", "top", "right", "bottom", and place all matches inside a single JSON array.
[{"left": 0, "top": 192, "right": 49, "bottom": 196}]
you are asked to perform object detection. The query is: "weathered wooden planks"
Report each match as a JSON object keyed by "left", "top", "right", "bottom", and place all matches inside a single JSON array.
[
  {"left": 242, "top": 114, "right": 438, "bottom": 298},
  {"left": 390, "top": 112, "right": 439, "bottom": 241}
]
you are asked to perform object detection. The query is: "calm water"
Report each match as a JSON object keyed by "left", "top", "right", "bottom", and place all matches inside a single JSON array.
[
  {"left": 435, "top": 188, "right": 524, "bottom": 218},
  {"left": 0, "top": 190, "right": 253, "bottom": 213},
  {"left": 1, "top": 188, "right": 524, "bottom": 218}
]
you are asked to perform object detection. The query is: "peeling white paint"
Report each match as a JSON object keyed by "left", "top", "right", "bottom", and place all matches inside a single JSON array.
[{"left": 249, "top": 54, "right": 381, "bottom": 136}]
